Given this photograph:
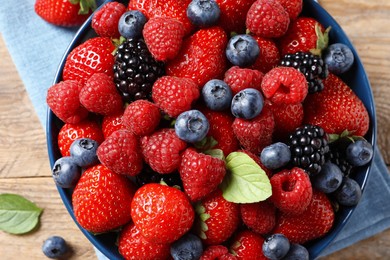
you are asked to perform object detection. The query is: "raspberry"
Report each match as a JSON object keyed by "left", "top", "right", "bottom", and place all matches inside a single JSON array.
[
  {"left": 123, "top": 100, "right": 161, "bottom": 136},
  {"left": 250, "top": 36, "right": 280, "bottom": 74},
  {"left": 141, "top": 128, "right": 187, "bottom": 174},
  {"left": 270, "top": 167, "right": 313, "bottom": 215},
  {"left": 143, "top": 17, "right": 186, "bottom": 61},
  {"left": 79, "top": 73, "right": 123, "bottom": 116},
  {"left": 97, "top": 130, "right": 143, "bottom": 176},
  {"left": 101, "top": 111, "right": 125, "bottom": 139},
  {"left": 92, "top": 2, "right": 126, "bottom": 38},
  {"left": 278, "top": 0, "right": 303, "bottom": 20},
  {"left": 201, "top": 245, "right": 232, "bottom": 260},
  {"left": 261, "top": 67, "right": 308, "bottom": 104},
  {"left": 152, "top": 76, "right": 200, "bottom": 118},
  {"left": 223, "top": 66, "right": 263, "bottom": 95},
  {"left": 240, "top": 201, "right": 276, "bottom": 234},
  {"left": 47, "top": 80, "right": 88, "bottom": 124}
]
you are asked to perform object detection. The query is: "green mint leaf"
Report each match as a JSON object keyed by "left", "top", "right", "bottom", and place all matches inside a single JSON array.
[
  {"left": 0, "top": 193, "right": 43, "bottom": 235},
  {"left": 220, "top": 152, "right": 272, "bottom": 203}
]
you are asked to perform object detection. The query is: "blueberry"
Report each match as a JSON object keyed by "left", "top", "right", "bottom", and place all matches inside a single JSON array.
[
  {"left": 283, "top": 244, "right": 309, "bottom": 260},
  {"left": 323, "top": 43, "right": 354, "bottom": 74},
  {"left": 335, "top": 177, "right": 362, "bottom": 206},
  {"left": 202, "top": 79, "right": 233, "bottom": 111},
  {"left": 262, "top": 233, "right": 290, "bottom": 260},
  {"left": 260, "top": 142, "right": 291, "bottom": 170},
  {"left": 170, "top": 233, "right": 203, "bottom": 260},
  {"left": 175, "top": 110, "right": 210, "bottom": 143},
  {"left": 118, "top": 10, "right": 147, "bottom": 39},
  {"left": 346, "top": 139, "right": 374, "bottom": 167},
  {"left": 226, "top": 34, "right": 260, "bottom": 67},
  {"left": 231, "top": 88, "right": 263, "bottom": 119},
  {"left": 313, "top": 162, "right": 343, "bottom": 193},
  {"left": 42, "top": 236, "right": 68, "bottom": 259},
  {"left": 52, "top": 157, "right": 81, "bottom": 188},
  {"left": 70, "top": 138, "right": 99, "bottom": 168},
  {"left": 187, "top": 0, "right": 221, "bottom": 27}
]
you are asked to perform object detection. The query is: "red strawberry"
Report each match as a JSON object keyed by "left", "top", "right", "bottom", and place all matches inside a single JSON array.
[
  {"left": 152, "top": 76, "right": 200, "bottom": 118},
  {"left": 230, "top": 230, "right": 267, "bottom": 260},
  {"left": 179, "top": 148, "right": 226, "bottom": 202},
  {"left": 34, "top": 0, "right": 95, "bottom": 27},
  {"left": 118, "top": 223, "right": 170, "bottom": 260},
  {"left": 250, "top": 36, "right": 280, "bottom": 74},
  {"left": 195, "top": 189, "right": 240, "bottom": 245},
  {"left": 278, "top": 0, "right": 303, "bottom": 20},
  {"left": 47, "top": 80, "right": 88, "bottom": 124},
  {"left": 143, "top": 17, "right": 186, "bottom": 61},
  {"left": 223, "top": 66, "right": 263, "bottom": 95},
  {"left": 63, "top": 37, "right": 115, "bottom": 85},
  {"left": 240, "top": 201, "right": 276, "bottom": 234},
  {"left": 246, "top": 0, "right": 290, "bottom": 38},
  {"left": 97, "top": 130, "right": 143, "bottom": 176},
  {"left": 141, "top": 128, "right": 187, "bottom": 174},
  {"left": 166, "top": 27, "right": 228, "bottom": 87},
  {"left": 215, "top": 0, "right": 256, "bottom": 33},
  {"left": 58, "top": 119, "right": 104, "bottom": 157},
  {"left": 72, "top": 164, "right": 136, "bottom": 233},
  {"left": 101, "top": 111, "right": 125, "bottom": 139},
  {"left": 273, "top": 190, "right": 335, "bottom": 244},
  {"left": 79, "top": 73, "right": 123, "bottom": 116},
  {"left": 123, "top": 100, "right": 161, "bottom": 136},
  {"left": 303, "top": 73, "right": 370, "bottom": 136},
  {"left": 201, "top": 245, "right": 237, "bottom": 260},
  {"left": 131, "top": 183, "right": 195, "bottom": 244},
  {"left": 92, "top": 1, "right": 126, "bottom": 38}
]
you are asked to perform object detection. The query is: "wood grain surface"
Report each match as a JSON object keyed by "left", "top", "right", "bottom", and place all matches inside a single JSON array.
[{"left": 1, "top": 0, "right": 390, "bottom": 259}]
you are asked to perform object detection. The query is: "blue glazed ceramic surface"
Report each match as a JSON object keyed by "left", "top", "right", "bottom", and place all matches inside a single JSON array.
[{"left": 46, "top": 0, "right": 376, "bottom": 259}]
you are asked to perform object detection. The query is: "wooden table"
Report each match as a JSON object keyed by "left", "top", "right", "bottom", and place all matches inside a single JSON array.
[{"left": 1, "top": 1, "right": 390, "bottom": 259}]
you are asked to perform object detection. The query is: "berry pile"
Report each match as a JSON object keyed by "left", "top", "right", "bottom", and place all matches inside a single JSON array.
[{"left": 46, "top": 0, "right": 374, "bottom": 259}]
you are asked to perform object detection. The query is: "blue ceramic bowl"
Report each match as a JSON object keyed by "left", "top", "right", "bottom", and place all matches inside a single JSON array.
[{"left": 46, "top": 0, "right": 377, "bottom": 259}]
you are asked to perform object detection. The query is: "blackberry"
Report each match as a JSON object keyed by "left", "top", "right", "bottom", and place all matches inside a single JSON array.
[
  {"left": 280, "top": 51, "right": 329, "bottom": 94},
  {"left": 288, "top": 124, "right": 329, "bottom": 176},
  {"left": 113, "top": 38, "right": 165, "bottom": 102},
  {"left": 327, "top": 137, "right": 354, "bottom": 176}
]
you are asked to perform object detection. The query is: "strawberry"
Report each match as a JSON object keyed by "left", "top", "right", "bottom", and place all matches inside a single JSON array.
[
  {"left": 201, "top": 245, "right": 237, "bottom": 260},
  {"left": 240, "top": 201, "right": 276, "bottom": 234},
  {"left": 143, "top": 17, "right": 186, "bottom": 61},
  {"left": 123, "top": 100, "right": 161, "bottom": 136},
  {"left": 215, "top": 0, "right": 256, "bottom": 34},
  {"left": 230, "top": 230, "right": 267, "bottom": 260},
  {"left": 273, "top": 190, "right": 335, "bottom": 244},
  {"left": 72, "top": 164, "right": 136, "bottom": 233},
  {"left": 101, "top": 111, "right": 125, "bottom": 139},
  {"left": 63, "top": 37, "right": 115, "bottom": 85},
  {"left": 303, "top": 73, "right": 370, "bottom": 136},
  {"left": 92, "top": 1, "right": 126, "bottom": 38},
  {"left": 250, "top": 36, "right": 280, "bottom": 74},
  {"left": 223, "top": 66, "right": 263, "bottom": 95},
  {"left": 166, "top": 27, "right": 228, "bottom": 87},
  {"left": 131, "top": 183, "right": 195, "bottom": 244},
  {"left": 278, "top": 0, "right": 303, "bottom": 21},
  {"left": 179, "top": 148, "right": 226, "bottom": 202},
  {"left": 35, "top": 0, "right": 96, "bottom": 27}
]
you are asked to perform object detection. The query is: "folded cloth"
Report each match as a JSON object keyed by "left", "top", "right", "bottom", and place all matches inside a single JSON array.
[{"left": 1, "top": 0, "right": 390, "bottom": 259}]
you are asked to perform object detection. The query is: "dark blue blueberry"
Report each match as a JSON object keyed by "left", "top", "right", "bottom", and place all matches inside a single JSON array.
[
  {"left": 118, "top": 10, "right": 147, "bottom": 39},
  {"left": 175, "top": 110, "right": 210, "bottom": 143},
  {"left": 313, "top": 161, "right": 343, "bottom": 193},
  {"left": 323, "top": 43, "right": 354, "bottom": 74},
  {"left": 262, "top": 233, "right": 290, "bottom": 260},
  {"left": 260, "top": 142, "right": 291, "bottom": 170},
  {"left": 70, "top": 138, "right": 99, "bottom": 168},
  {"left": 187, "top": 0, "right": 221, "bottom": 27},
  {"left": 335, "top": 177, "right": 362, "bottom": 206},
  {"left": 283, "top": 244, "right": 309, "bottom": 260},
  {"left": 346, "top": 139, "right": 373, "bottom": 167},
  {"left": 202, "top": 79, "right": 233, "bottom": 111},
  {"left": 42, "top": 236, "right": 68, "bottom": 259},
  {"left": 226, "top": 34, "right": 260, "bottom": 67},
  {"left": 170, "top": 233, "right": 203, "bottom": 260},
  {"left": 52, "top": 156, "right": 81, "bottom": 188},
  {"left": 231, "top": 88, "right": 264, "bottom": 119}
]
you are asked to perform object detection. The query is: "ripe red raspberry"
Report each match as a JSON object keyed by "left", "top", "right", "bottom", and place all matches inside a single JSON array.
[
  {"left": 240, "top": 201, "right": 276, "bottom": 234},
  {"left": 223, "top": 66, "right": 263, "bottom": 95},
  {"left": 201, "top": 245, "right": 236, "bottom": 260},
  {"left": 152, "top": 76, "right": 200, "bottom": 118},
  {"left": 278, "top": 0, "right": 303, "bottom": 20},
  {"left": 270, "top": 167, "right": 313, "bottom": 215},
  {"left": 101, "top": 111, "right": 125, "bottom": 139},
  {"left": 230, "top": 230, "right": 267, "bottom": 260},
  {"left": 92, "top": 2, "right": 126, "bottom": 38},
  {"left": 143, "top": 17, "right": 186, "bottom": 61},
  {"left": 141, "top": 128, "right": 187, "bottom": 174},
  {"left": 123, "top": 100, "right": 161, "bottom": 136},
  {"left": 79, "top": 73, "right": 123, "bottom": 116},
  {"left": 246, "top": 0, "right": 290, "bottom": 38},
  {"left": 261, "top": 67, "right": 308, "bottom": 104},
  {"left": 47, "top": 80, "right": 88, "bottom": 124},
  {"left": 97, "top": 130, "right": 143, "bottom": 176},
  {"left": 250, "top": 36, "right": 280, "bottom": 74},
  {"left": 58, "top": 120, "right": 104, "bottom": 157},
  {"left": 239, "top": 149, "right": 273, "bottom": 178}
]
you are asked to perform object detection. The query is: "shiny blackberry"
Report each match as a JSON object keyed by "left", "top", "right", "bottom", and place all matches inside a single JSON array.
[
  {"left": 288, "top": 124, "right": 329, "bottom": 176},
  {"left": 280, "top": 51, "right": 329, "bottom": 94},
  {"left": 113, "top": 38, "right": 165, "bottom": 102}
]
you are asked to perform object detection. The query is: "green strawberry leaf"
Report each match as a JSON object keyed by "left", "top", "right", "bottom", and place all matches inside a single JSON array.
[
  {"left": 0, "top": 194, "right": 43, "bottom": 234},
  {"left": 203, "top": 148, "right": 225, "bottom": 161},
  {"left": 220, "top": 152, "right": 272, "bottom": 203},
  {"left": 194, "top": 204, "right": 210, "bottom": 240},
  {"left": 194, "top": 136, "right": 219, "bottom": 151},
  {"left": 310, "top": 24, "right": 331, "bottom": 56}
]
